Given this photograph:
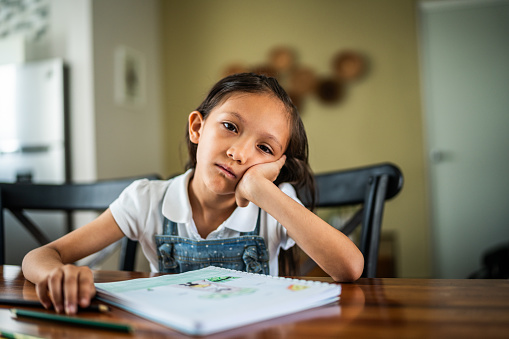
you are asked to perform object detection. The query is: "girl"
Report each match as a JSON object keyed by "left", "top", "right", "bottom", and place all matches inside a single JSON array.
[{"left": 22, "top": 73, "right": 363, "bottom": 315}]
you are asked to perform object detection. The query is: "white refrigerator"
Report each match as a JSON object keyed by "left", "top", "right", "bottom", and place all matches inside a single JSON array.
[{"left": 0, "top": 58, "right": 69, "bottom": 264}]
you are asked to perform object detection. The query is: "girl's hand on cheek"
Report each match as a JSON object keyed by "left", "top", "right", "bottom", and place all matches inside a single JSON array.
[{"left": 235, "top": 155, "right": 286, "bottom": 207}]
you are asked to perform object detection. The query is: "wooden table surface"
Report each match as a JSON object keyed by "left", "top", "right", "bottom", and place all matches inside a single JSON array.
[{"left": 1, "top": 265, "right": 508, "bottom": 338}]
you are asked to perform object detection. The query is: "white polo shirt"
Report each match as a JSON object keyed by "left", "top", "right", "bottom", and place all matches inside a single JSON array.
[{"left": 110, "top": 169, "right": 297, "bottom": 275}]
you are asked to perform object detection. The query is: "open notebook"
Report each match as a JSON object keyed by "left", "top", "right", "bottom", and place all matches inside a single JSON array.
[{"left": 95, "top": 266, "right": 341, "bottom": 335}]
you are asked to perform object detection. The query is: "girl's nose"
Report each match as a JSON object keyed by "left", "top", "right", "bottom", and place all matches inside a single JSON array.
[{"left": 227, "top": 144, "right": 250, "bottom": 164}]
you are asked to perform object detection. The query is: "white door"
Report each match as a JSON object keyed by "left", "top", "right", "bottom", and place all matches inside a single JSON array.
[{"left": 419, "top": 0, "right": 509, "bottom": 278}]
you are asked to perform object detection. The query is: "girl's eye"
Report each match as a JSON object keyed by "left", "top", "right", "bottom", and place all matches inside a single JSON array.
[
  {"left": 258, "top": 144, "right": 273, "bottom": 155},
  {"left": 222, "top": 122, "right": 237, "bottom": 132}
]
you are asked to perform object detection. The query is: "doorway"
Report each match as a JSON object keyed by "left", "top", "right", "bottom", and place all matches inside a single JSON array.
[{"left": 419, "top": 0, "right": 509, "bottom": 278}]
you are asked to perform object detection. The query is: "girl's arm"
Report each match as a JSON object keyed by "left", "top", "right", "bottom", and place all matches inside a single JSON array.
[
  {"left": 22, "top": 208, "right": 125, "bottom": 314},
  {"left": 236, "top": 158, "right": 364, "bottom": 282}
]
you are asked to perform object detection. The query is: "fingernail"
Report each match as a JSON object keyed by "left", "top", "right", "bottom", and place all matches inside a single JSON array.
[{"left": 66, "top": 304, "right": 76, "bottom": 314}]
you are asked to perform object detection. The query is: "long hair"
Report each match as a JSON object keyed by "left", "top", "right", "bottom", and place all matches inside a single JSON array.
[{"left": 185, "top": 73, "right": 316, "bottom": 275}]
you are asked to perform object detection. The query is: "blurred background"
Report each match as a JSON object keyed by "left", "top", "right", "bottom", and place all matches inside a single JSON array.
[{"left": 1, "top": 0, "right": 508, "bottom": 279}]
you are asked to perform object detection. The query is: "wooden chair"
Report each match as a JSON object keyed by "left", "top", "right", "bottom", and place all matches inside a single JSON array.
[
  {"left": 298, "top": 163, "right": 403, "bottom": 278},
  {"left": 0, "top": 175, "right": 160, "bottom": 270}
]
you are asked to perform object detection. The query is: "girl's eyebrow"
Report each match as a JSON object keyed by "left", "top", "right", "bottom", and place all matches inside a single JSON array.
[
  {"left": 226, "top": 111, "right": 284, "bottom": 152},
  {"left": 226, "top": 111, "right": 245, "bottom": 123}
]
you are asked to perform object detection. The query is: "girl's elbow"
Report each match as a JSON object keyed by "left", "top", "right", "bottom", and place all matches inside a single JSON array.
[
  {"left": 332, "top": 253, "right": 364, "bottom": 282},
  {"left": 348, "top": 254, "right": 365, "bottom": 281},
  {"left": 22, "top": 247, "right": 38, "bottom": 269}
]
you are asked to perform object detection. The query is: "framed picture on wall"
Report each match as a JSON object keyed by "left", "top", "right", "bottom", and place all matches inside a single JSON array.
[{"left": 114, "top": 45, "right": 146, "bottom": 109}]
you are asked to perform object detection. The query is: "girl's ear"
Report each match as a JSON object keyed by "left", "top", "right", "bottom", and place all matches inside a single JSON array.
[{"left": 188, "top": 111, "right": 204, "bottom": 144}]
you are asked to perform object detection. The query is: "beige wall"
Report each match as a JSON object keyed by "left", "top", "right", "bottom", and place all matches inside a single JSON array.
[{"left": 161, "top": 0, "right": 431, "bottom": 278}]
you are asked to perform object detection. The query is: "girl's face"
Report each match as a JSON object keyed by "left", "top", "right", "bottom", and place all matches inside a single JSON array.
[{"left": 188, "top": 92, "right": 291, "bottom": 197}]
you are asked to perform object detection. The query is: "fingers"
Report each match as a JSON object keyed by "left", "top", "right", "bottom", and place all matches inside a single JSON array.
[
  {"left": 36, "top": 265, "right": 95, "bottom": 315},
  {"left": 264, "top": 154, "right": 286, "bottom": 180},
  {"left": 47, "top": 268, "right": 65, "bottom": 313},
  {"left": 65, "top": 267, "right": 95, "bottom": 313},
  {"left": 276, "top": 154, "right": 287, "bottom": 170},
  {"left": 63, "top": 268, "right": 78, "bottom": 314},
  {"left": 235, "top": 155, "right": 288, "bottom": 206},
  {"left": 249, "top": 155, "right": 287, "bottom": 182},
  {"left": 35, "top": 279, "right": 53, "bottom": 310},
  {"left": 236, "top": 195, "right": 250, "bottom": 208},
  {"left": 78, "top": 270, "right": 96, "bottom": 308}
]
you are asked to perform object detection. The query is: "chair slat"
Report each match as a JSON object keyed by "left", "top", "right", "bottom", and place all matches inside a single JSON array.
[
  {"left": 298, "top": 162, "right": 403, "bottom": 278},
  {"left": 0, "top": 174, "right": 160, "bottom": 269}
]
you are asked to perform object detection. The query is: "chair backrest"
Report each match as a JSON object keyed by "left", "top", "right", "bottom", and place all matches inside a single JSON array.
[
  {"left": 0, "top": 174, "right": 160, "bottom": 270},
  {"left": 299, "top": 163, "right": 403, "bottom": 278},
  {"left": 1, "top": 164, "right": 403, "bottom": 277}
]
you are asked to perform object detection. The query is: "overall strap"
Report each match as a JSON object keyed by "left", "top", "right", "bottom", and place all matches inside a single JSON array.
[
  {"left": 163, "top": 217, "right": 178, "bottom": 236},
  {"left": 241, "top": 208, "right": 262, "bottom": 236}
]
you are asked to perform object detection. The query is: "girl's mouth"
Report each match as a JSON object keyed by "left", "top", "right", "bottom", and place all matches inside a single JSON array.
[{"left": 216, "top": 164, "right": 236, "bottom": 179}]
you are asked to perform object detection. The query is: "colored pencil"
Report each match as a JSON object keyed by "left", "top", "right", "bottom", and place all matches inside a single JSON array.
[
  {"left": 0, "top": 298, "right": 109, "bottom": 312},
  {"left": 0, "top": 329, "right": 46, "bottom": 339},
  {"left": 10, "top": 309, "right": 132, "bottom": 333}
]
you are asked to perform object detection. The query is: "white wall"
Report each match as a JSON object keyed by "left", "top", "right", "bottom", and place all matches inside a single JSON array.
[
  {"left": 46, "top": 0, "right": 164, "bottom": 182},
  {"left": 91, "top": 0, "right": 164, "bottom": 180},
  {"left": 50, "top": 0, "right": 97, "bottom": 182}
]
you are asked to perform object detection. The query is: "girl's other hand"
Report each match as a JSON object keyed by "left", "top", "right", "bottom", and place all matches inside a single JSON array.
[
  {"left": 236, "top": 155, "right": 286, "bottom": 207},
  {"left": 35, "top": 264, "right": 96, "bottom": 315}
]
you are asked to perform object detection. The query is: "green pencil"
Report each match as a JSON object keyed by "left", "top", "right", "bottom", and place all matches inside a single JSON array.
[
  {"left": 0, "top": 329, "right": 46, "bottom": 339},
  {"left": 0, "top": 298, "right": 110, "bottom": 313},
  {"left": 10, "top": 309, "right": 132, "bottom": 333}
]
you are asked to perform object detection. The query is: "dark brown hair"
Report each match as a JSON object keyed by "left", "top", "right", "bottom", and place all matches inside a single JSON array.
[{"left": 185, "top": 73, "right": 315, "bottom": 275}]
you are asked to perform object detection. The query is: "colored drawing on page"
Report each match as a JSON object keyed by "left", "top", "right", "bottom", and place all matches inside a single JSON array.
[
  {"left": 207, "top": 276, "right": 240, "bottom": 283},
  {"left": 176, "top": 279, "right": 256, "bottom": 299},
  {"left": 287, "top": 284, "right": 310, "bottom": 291}
]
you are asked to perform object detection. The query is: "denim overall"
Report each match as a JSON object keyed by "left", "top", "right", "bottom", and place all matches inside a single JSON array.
[{"left": 155, "top": 210, "right": 270, "bottom": 274}]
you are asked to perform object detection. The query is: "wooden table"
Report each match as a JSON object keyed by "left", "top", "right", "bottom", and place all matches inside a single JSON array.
[{"left": 1, "top": 265, "right": 508, "bottom": 338}]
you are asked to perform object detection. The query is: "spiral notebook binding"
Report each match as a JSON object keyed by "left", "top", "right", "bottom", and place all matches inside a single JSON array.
[{"left": 211, "top": 266, "right": 334, "bottom": 287}]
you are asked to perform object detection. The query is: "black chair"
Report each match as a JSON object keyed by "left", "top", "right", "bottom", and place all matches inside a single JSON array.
[
  {"left": 298, "top": 163, "right": 403, "bottom": 278},
  {"left": 1, "top": 164, "right": 403, "bottom": 277},
  {"left": 0, "top": 174, "right": 160, "bottom": 271}
]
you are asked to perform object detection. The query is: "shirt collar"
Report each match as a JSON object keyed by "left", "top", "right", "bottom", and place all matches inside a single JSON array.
[
  {"left": 162, "top": 169, "right": 259, "bottom": 232},
  {"left": 162, "top": 169, "right": 193, "bottom": 223},
  {"left": 222, "top": 202, "right": 259, "bottom": 232}
]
